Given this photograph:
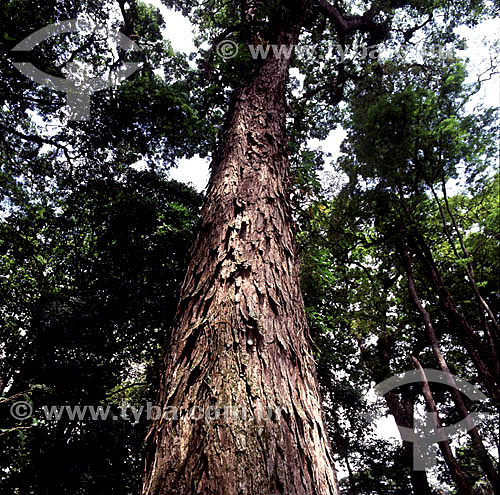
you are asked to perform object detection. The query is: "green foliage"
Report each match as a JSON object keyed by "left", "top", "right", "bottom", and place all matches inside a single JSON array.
[
  {"left": 299, "top": 41, "right": 498, "bottom": 492},
  {"left": 0, "top": 169, "right": 201, "bottom": 493}
]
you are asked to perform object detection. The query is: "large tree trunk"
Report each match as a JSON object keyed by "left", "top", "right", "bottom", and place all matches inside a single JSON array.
[{"left": 142, "top": 27, "right": 339, "bottom": 495}]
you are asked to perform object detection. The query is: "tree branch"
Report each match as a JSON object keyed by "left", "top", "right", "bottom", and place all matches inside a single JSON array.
[
  {"left": 318, "top": 0, "right": 372, "bottom": 31},
  {"left": 317, "top": 0, "right": 382, "bottom": 36},
  {"left": 401, "top": 14, "right": 433, "bottom": 43},
  {"left": 0, "top": 122, "right": 75, "bottom": 163}
]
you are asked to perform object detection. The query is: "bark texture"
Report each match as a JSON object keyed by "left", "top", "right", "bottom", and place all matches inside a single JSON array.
[{"left": 143, "top": 29, "right": 338, "bottom": 495}]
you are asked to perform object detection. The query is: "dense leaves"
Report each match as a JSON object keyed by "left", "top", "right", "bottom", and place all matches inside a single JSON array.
[
  {"left": 0, "top": 170, "right": 201, "bottom": 493},
  {"left": 299, "top": 50, "right": 499, "bottom": 493}
]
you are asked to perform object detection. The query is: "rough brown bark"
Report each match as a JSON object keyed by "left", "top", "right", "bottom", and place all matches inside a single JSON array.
[{"left": 142, "top": 27, "right": 338, "bottom": 495}]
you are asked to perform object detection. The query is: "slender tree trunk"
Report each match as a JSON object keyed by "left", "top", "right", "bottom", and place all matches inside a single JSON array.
[
  {"left": 406, "top": 230, "right": 500, "bottom": 405},
  {"left": 439, "top": 178, "right": 499, "bottom": 337},
  {"left": 384, "top": 390, "right": 435, "bottom": 495},
  {"left": 439, "top": 179, "right": 500, "bottom": 379},
  {"left": 142, "top": 27, "right": 338, "bottom": 495},
  {"left": 343, "top": 453, "right": 357, "bottom": 495},
  {"left": 429, "top": 182, "right": 500, "bottom": 375},
  {"left": 402, "top": 248, "right": 499, "bottom": 488},
  {"left": 375, "top": 335, "right": 434, "bottom": 495},
  {"left": 397, "top": 190, "right": 500, "bottom": 401},
  {"left": 411, "top": 357, "right": 473, "bottom": 495}
]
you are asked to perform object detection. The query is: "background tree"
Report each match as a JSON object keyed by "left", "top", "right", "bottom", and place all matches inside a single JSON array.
[
  {"left": 299, "top": 50, "right": 498, "bottom": 493},
  {"left": 0, "top": 169, "right": 202, "bottom": 493},
  {"left": 1, "top": 1, "right": 206, "bottom": 493}
]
